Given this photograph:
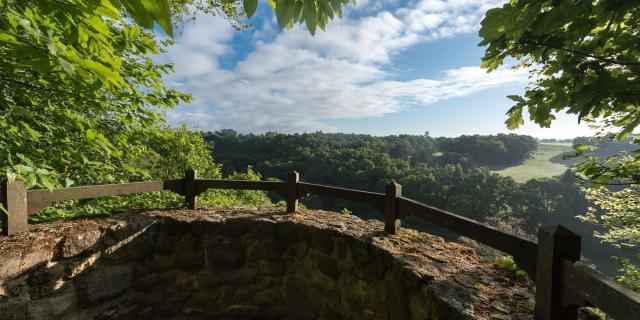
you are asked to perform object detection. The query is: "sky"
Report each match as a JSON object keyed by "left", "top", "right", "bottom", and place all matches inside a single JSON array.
[{"left": 159, "top": 0, "right": 596, "bottom": 139}]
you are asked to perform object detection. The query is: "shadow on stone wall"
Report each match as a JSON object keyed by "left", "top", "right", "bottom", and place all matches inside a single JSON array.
[{"left": 0, "top": 209, "right": 534, "bottom": 320}]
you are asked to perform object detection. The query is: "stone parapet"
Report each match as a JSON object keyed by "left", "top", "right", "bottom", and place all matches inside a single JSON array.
[{"left": 0, "top": 207, "right": 535, "bottom": 320}]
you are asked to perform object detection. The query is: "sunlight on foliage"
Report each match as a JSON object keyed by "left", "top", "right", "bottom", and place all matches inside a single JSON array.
[
  {"left": 1, "top": 0, "right": 350, "bottom": 219},
  {"left": 0, "top": 0, "right": 190, "bottom": 189},
  {"left": 579, "top": 186, "right": 640, "bottom": 296},
  {"left": 199, "top": 167, "right": 276, "bottom": 207},
  {"left": 479, "top": 1, "right": 640, "bottom": 185},
  {"left": 580, "top": 186, "right": 640, "bottom": 249},
  {"left": 617, "top": 258, "right": 640, "bottom": 293}
]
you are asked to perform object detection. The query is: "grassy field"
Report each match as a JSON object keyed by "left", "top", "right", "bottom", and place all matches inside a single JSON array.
[{"left": 491, "top": 144, "right": 573, "bottom": 183}]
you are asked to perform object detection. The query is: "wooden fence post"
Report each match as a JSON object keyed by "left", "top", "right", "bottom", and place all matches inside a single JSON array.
[
  {"left": 286, "top": 171, "right": 299, "bottom": 213},
  {"left": 384, "top": 181, "right": 401, "bottom": 234},
  {"left": 1, "top": 180, "right": 28, "bottom": 236},
  {"left": 535, "top": 225, "right": 581, "bottom": 320},
  {"left": 184, "top": 169, "right": 198, "bottom": 209}
]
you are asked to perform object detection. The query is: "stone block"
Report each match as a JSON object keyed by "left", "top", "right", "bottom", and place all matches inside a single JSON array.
[
  {"left": 282, "top": 276, "right": 320, "bottom": 320},
  {"left": 191, "top": 220, "right": 222, "bottom": 236},
  {"left": 197, "top": 268, "right": 257, "bottom": 288},
  {"left": 103, "top": 227, "right": 157, "bottom": 262},
  {"left": 205, "top": 241, "right": 246, "bottom": 271},
  {"left": 61, "top": 229, "right": 103, "bottom": 258},
  {"left": 253, "top": 288, "right": 282, "bottom": 306},
  {"left": 222, "top": 219, "right": 248, "bottom": 237},
  {"left": 174, "top": 271, "right": 199, "bottom": 291},
  {"left": 0, "top": 248, "right": 53, "bottom": 280},
  {"left": 382, "top": 268, "right": 409, "bottom": 320},
  {"left": 153, "top": 227, "right": 179, "bottom": 255},
  {"left": 310, "top": 232, "right": 335, "bottom": 255},
  {"left": 247, "top": 218, "right": 277, "bottom": 237},
  {"left": 101, "top": 215, "right": 157, "bottom": 248},
  {"left": 314, "top": 254, "right": 341, "bottom": 280},
  {"left": 284, "top": 241, "right": 308, "bottom": 258},
  {"left": 247, "top": 239, "right": 285, "bottom": 261},
  {"left": 0, "top": 300, "right": 27, "bottom": 320},
  {"left": 26, "top": 292, "right": 76, "bottom": 320},
  {"left": 75, "top": 263, "right": 133, "bottom": 305},
  {"left": 276, "top": 221, "right": 309, "bottom": 244},
  {"left": 153, "top": 293, "right": 187, "bottom": 316},
  {"left": 175, "top": 233, "right": 204, "bottom": 270},
  {"left": 224, "top": 304, "right": 261, "bottom": 317},
  {"left": 255, "top": 258, "right": 295, "bottom": 276},
  {"left": 145, "top": 254, "right": 174, "bottom": 272},
  {"left": 65, "top": 253, "right": 100, "bottom": 279}
]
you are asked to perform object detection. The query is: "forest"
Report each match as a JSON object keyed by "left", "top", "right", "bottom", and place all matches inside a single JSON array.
[{"left": 202, "top": 130, "right": 635, "bottom": 277}]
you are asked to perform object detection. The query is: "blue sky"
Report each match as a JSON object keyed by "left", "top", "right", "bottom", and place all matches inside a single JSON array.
[{"left": 161, "top": 0, "right": 595, "bottom": 138}]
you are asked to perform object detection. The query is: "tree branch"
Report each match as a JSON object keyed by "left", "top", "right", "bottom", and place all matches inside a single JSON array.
[{"left": 519, "top": 39, "right": 640, "bottom": 66}]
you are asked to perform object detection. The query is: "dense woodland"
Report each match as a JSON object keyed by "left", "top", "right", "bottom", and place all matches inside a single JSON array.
[{"left": 202, "top": 131, "right": 635, "bottom": 276}]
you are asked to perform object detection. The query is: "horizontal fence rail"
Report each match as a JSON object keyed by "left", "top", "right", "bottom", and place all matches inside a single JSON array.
[
  {"left": 398, "top": 197, "right": 538, "bottom": 278},
  {"left": 297, "top": 182, "right": 386, "bottom": 213},
  {"left": 561, "top": 260, "right": 640, "bottom": 320},
  {"left": 1, "top": 169, "right": 639, "bottom": 320},
  {"left": 26, "top": 180, "right": 185, "bottom": 214}
]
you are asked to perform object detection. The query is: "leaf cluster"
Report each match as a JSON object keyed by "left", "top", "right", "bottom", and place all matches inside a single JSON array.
[
  {"left": 243, "top": 0, "right": 354, "bottom": 35},
  {"left": 479, "top": 0, "right": 640, "bottom": 186},
  {"left": 0, "top": 0, "right": 281, "bottom": 218},
  {"left": 0, "top": 0, "right": 192, "bottom": 189},
  {"left": 479, "top": 1, "right": 640, "bottom": 136}
]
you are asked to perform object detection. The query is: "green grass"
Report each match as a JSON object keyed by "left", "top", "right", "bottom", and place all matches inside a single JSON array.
[{"left": 491, "top": 144, "right": 573, "bottom": 183}]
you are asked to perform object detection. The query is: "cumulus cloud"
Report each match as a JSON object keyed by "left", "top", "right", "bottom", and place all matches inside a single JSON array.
[{"left": 162, "top": 0, "right": 523, "bottom": 132}]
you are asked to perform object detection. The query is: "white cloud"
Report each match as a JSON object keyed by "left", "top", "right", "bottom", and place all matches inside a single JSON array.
[{"left": 163, "top": 0, "right": 523, "bottom": 133}]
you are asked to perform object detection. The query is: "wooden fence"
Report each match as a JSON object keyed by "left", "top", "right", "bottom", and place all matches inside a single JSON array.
[{"left": 1, "top": 169, "right": 639, "bottom": 320}]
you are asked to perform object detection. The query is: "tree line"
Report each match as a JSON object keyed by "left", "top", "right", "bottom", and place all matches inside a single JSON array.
[{"left": 201, "top": 130, "right": 632, "bottom": 274}]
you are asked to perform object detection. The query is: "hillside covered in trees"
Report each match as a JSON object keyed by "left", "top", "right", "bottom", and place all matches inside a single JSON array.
[{"left": 203, "top": 131, "right": 634, "bottom": 276}]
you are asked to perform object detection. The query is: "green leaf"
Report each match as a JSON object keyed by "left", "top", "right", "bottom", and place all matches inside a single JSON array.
[
  {"left": 479, "top": 7, "right": 516, "bottom": 41},
  {"left": 505, "top": 106, "right": 525, "bottom": 130},
  {"left": 142, "top": 0, "right": 173, "bottom": 37},
  {"left": 119, "top": 0, "right": 155, "bottom": 29},
  {"left": 507, "top": 95, "right": 526, "bottom": 104},
  {"left": 58, "top": 58, "right": 76, "bottom": 74},
  {"left": 574, "top": 144, "right": 589, "bottom": 152},
  {"left": 275, "top": 0, "right": 292, "bottom": 28},
  {"left": 303, "top": 0, "right": 317, "bottom": 35},
  {"left": 94, "top": 0, "right": 122, "bottom": 20},
  {"left": 244, "top": 0, "right": 258, "bottom": 18}
]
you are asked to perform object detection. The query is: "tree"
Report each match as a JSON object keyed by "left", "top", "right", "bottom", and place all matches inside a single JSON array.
[
  {"left": 436, "top": 134, "right": 536, "bottom": 166},
  {"left": 478, "top": 0, "right": 640, "bottom": 294},
  {"left": 0, "top": 0, "right": 353, "bottom": 220},
  {"left": 1, "top": 0, "right": 189, "bottom": 188},
  {"left": 0, "top": 0, "right": 352, "bottom": 189},
  {"left": 479, "top": 0, "right": 640, "bottom": 184},
  {"left": 580, "top": 186, "right": 640, "bottom": 292}
]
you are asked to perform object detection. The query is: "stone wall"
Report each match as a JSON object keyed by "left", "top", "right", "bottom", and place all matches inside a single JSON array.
[{"left": 0, "top": 208, "right": 535, "bottom": 320}]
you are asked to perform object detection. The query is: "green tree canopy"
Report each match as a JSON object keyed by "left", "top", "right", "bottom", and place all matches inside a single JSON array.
[
  {"left": 0, "top": 0, "right": 352, "bottom": 189},
  {"left": 1, "top": 0, "right": 189, "bottom": 187},
  {"left": 479, "top": 0, "right": 640, "bottom": 184}
]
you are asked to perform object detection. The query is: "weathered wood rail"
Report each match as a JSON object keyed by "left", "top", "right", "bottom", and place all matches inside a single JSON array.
[{"left": 1, "top": 170, "right": 639, "bottom": 320}]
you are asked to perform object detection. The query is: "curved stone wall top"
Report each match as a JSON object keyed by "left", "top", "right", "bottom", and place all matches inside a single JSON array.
[{"left": 0, "top": 208, "right": 534, "bottom": 320}]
